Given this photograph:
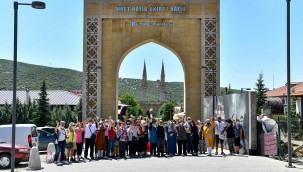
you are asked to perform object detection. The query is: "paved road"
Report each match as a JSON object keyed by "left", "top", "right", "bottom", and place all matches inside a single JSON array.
[{"left": 12, "top": 154, "right": 303, "bottom": 172}]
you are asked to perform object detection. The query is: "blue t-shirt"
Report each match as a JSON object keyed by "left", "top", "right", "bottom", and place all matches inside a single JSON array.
[{"left": 234, "top": 124, "right": 242, "bottom": 138}]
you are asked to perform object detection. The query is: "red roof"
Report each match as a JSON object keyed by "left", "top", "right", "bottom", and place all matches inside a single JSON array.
[{"left": 266, "top": 82, "right": 303, "bottom": 97}]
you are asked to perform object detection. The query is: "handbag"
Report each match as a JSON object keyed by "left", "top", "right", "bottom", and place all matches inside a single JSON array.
[{"left": 89, "top": 126, "right": 96, "bottom": 140}]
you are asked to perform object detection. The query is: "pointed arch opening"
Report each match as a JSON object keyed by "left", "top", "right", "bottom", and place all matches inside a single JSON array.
[{"left": 117, "top": 40, "right": 185, "bottom": 118}]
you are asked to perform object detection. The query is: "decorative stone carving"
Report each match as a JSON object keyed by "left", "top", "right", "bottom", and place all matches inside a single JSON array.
[{"left": 204, "top": 18, "right": 217, "bottom": 97}]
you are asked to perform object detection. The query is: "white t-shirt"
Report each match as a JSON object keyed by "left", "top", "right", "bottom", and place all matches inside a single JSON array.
[
  {"left": 85, "top": 124, "right": 96, "bottom": 139},
  {"left": 215, "top": 121, "right": 226, "bottom": 135},
  {"left": 58, "top": 127, "right": 66, "bottom": 142}
]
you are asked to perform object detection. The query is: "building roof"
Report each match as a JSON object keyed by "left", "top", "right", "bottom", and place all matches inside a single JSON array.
[
  {"left": 0, "top": 90, "right": 81, "bottom": 106},
  {"left": 266, "top": 82, "right": 303, "bottom": 97}
]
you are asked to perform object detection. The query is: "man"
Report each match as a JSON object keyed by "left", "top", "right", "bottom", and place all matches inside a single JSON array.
[
  {"left": 156, "top": 119, "right": 166, "bottom": 157},
  {"left": 202, "top": 118, "right": 215, "bottom": 156},
  {"left": 226, "top": 119, "right": 235, "bottom": 155},
  {"left": 127, "top": 119, "right": 138, "bottom": 158},
  {"left": 198, "top": 121, "right": 206, "bottom": 154},
  {"left": 54, "top": 121, "right": 66, "bottom": 164},
  {"left": 104, "top": 119, "right": 109, "bottom": 157},
  {"left": 233, "top": 119, "right": 243, "bottom": 155},
  {"left": 185, "top": 117, "right": 193, "bottom": 154},
  {"left": 215, "top": 117, "right": 226, "bottom": 155},
  {"left": 84, "top": 119, "right": 97, "bottom": 159}
]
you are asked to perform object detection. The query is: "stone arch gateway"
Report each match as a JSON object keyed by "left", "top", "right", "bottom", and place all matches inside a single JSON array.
[{"left": 83, "top": 0, "right": 220, "bottom": 120}]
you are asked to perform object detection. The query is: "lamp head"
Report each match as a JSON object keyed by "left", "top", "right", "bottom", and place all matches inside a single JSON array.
[{"left": 32, "top": 1, "right": 45, "bottom": 9}]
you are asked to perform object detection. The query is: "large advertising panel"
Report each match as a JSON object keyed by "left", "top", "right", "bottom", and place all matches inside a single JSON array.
[{"left": 203, "top": 92, "right": 257, "bottom": 151}]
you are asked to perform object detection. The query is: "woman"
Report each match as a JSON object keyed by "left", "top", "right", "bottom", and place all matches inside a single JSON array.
[
  {"left": 66, "top": 124, "right": 76, "bottom": 162},
  {"left": 136, "top": 122, "right": 146, "bottom": 157},
  {"left": 95, "top": 122, "right": 106, "bottom": 159},
  {"left": 202, "top": 118, "right": 215, "bottom": 156},
  {"left": 75, "top": 122, "right": 84, "bottom": 161},
  {"left": 114, "top": 121, "right": 120, "bottom": 157},
  {"left": 166, "top": 121, "right": 177, "bottom": 156},
  {"left": 117, "top": 116, "right": 128, "bottom": 158},
  {"left": 148, "top": 116, "right": 157, "bottom": 156},
  {"left": 198, "top": 122, "right": 206, "bottom": 154},
  {"left": 191, "top": 120, "right": 199, "bottom": 156},
  {"left": 108, "top": 116, "right": 116, "bottom": 158}
]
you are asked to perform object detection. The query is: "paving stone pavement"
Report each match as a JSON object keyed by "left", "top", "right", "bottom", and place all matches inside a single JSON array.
[{"left": 13, "top": 154, "right": 303, "bottom": 172}]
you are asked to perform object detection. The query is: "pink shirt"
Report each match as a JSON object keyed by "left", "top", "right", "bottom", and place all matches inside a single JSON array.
[{"left": 76, "top": 130, "right": 83, "bottom": 143}]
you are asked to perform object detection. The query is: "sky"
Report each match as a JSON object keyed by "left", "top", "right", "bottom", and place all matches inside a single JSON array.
[{"left": 0, "top": 0, "right": 302, "bottom": 90}]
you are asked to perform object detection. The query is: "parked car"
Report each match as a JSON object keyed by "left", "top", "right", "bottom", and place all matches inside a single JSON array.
[
  {"left": 37, "top": 127, "right": 55, "bottom": 135},
  {"left": 0, "top": 124, "right": 39, "bottom": 148},
  {"left": 37, "top": 129, "right": 55, "bottom": 151},
  {"left": 0, "top": 138, "right": 30, "bottom": 169}
]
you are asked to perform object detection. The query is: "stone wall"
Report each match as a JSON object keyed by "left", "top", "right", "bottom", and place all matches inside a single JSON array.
[{"left": 83, "top": 0, "right": 220, "bottom": 121}]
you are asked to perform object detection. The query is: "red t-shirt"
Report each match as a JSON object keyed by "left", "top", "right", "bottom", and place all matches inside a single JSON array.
[{"left": 108, "top": 127, "right": 116, "bottom": 139}]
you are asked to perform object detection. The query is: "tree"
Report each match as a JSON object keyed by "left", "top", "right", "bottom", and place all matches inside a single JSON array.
[
  {"left": 0, "top": 103, "right": 12, "bottom": 124},
  {"left": 255, "top": 72, "right": 267, "bottom": 115},
  {"left": 119, "top": 93, "right": 143, "bottom": 118},
  {"left": 63, "top": 105, "right": 76, "bottom": 127},
  {"left": 28, "top": 100, "right": 38, "bottom": 124},
  {"left": 36, "top": 80, "right": 51, "bottom": 126},
  {"left": 75, "top": 98, "right": 82, "bottom": 121},
  {"left": 159, "top": 102, "right": 176, "bottom": 121}
]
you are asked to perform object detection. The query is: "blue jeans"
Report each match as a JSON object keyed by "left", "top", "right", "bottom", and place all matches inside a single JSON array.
[
  {"left": 108, "top": 139, "right": 115, "bottom": 155},
  {"left": 54, "top": 140, "right": 66, "bottom": 162},
  {"left": 55, "top": 143, "right": 60, "bottom": 154}
]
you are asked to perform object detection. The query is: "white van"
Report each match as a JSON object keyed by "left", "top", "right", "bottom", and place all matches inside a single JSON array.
[{"left": 0, "top": 124, "right": 39, "bottom": 148}]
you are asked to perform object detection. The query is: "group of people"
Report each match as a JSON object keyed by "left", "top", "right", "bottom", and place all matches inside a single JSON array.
[{"left": 52, "top": 113, "right": 244, "bottom": 164}]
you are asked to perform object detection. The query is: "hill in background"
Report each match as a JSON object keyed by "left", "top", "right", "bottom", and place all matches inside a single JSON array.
[
  {"left": 0, "top": 59, "right": 239, "bottom": 104},
  {"left": 0, "top": 59, "right": 82, "bottom": 91}
]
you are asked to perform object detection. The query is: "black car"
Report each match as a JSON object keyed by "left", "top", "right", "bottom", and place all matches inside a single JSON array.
[{"left": 37, "top": 129, "right": 55, "bottom": 151}]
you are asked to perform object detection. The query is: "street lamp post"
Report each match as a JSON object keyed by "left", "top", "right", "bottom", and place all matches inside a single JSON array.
[
  {"left": 286, "top": 0, "right": 293, "bottom": 168},
  {"left": 12, "top": 1, "right": 45, "bottom": 171}
]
